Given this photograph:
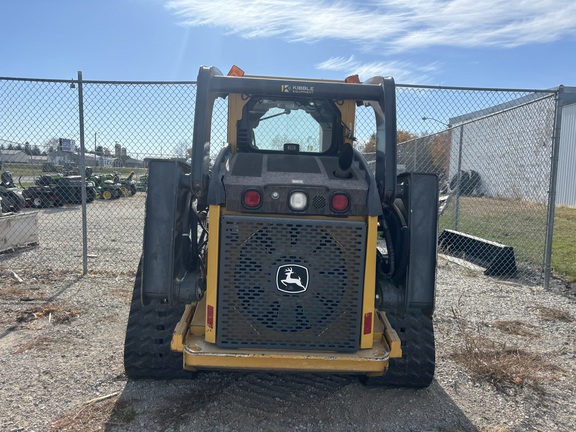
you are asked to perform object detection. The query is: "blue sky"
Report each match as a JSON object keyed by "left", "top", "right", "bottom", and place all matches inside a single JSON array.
[{"left": 2, "top": 0, "right": 575, "bottom": 88}]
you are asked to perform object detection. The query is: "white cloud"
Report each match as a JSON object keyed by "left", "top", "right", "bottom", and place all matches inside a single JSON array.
[
  {"left": 165, "top": 0, "right": 576, "bottom": 82},
  {"left": 316, "top": 55, "right": 440, "bottom": 83},
  {"left": 166, "top": 0, "right": 576, "bottom": 50}
]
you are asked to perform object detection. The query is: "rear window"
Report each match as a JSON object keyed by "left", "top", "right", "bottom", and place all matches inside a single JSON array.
[{"left": 241, "top": 98, "right": 341, "bottom": 154}]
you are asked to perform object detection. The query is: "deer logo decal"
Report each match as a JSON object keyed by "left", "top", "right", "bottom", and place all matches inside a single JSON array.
[{"left": 276, "top": 264, "right": 309, "bottom": 294}]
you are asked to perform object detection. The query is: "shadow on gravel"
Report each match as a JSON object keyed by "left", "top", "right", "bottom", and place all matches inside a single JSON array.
[{"left": 106, "top": 372, "right": 478, "bottom": 431}]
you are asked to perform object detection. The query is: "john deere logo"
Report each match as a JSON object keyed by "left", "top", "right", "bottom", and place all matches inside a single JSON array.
[{"left": 276, "top": 264, "right": 309, "bottom": 294}]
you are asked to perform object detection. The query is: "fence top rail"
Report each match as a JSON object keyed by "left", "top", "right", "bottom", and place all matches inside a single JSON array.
[
  {"left": 1, "top": 75, "right": 558, "bottom": 94},
  {"left": 397, "top": 82, "right": 558, "bottom": 94},
  {"left": 0, "top": 76, "right": 198, "bottom": 85}
]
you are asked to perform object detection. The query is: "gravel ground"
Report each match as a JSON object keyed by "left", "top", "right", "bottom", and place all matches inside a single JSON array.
[{"left": 0, "top": 199, "right": 575, "bottom": 431}]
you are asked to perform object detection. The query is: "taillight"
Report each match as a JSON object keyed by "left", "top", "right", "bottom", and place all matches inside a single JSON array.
[
  {"left": 363, "top": 312, "right": 373, "bottom": 335},
  {"left": 330, "top": 193, "right": 350, "bottom": 212},
  {"left": 242, "top": 189, "right": 262, "bottom": 208}
]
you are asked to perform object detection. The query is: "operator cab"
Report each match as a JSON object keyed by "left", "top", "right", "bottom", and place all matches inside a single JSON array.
[{"left": 236, "top": 97, "right": 343, "bottom": 155}]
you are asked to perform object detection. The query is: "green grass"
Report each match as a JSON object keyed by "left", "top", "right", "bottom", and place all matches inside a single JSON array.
[
  {"left": 551, "top": 206, "right": 576, "bottom": 283},
  {"left": 439, "top": 196, "right": 576, "bottom": 284}
]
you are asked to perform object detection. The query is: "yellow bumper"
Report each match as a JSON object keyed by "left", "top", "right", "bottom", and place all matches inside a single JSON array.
[
  {"left": 171, "top": 301, "right": 401, "bottom": 376},
  {"left": 182, "top": 334, "right": 391, "bottom": 375}
]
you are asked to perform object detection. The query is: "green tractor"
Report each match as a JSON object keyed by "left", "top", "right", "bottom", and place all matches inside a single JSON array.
[
  {"left": 101, "top": 171, "right": 137, "bottom": 196},
  {"left": 135, "top": 174, "right": 148, "bottom": 192},
  {"left": 86, "top": 168, "right": 124, "bottom": 200}
]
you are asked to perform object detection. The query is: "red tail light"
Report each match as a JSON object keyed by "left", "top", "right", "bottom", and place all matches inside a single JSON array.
[
  {"left": 363, "top": 312, "right": 373, "bottom": 335},
  {"left": 207, "top": 305, "right": 214, "bottom": 329},
  {"left": 243, "top": 189, "right": 262, "bottom": 208},
  {"left": 330, "top": 193, "right": 350, "bottom": 212}
]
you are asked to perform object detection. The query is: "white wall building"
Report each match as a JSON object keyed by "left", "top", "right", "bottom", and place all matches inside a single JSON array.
[
  {"left": 0, "top": 149, "right": 29, "bottom": 164},
  {"left": 448, "top": 87, "right": 576, "bottom": 207}
]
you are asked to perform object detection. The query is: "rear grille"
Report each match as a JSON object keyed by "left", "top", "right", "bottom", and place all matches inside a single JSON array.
[{"left": 217, "top": 215, "right": 366, "bottom": 352}]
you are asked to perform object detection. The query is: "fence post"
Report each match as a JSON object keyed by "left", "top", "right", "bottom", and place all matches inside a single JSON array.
[
  {"left": 76, "top": 71, "right": 88, "bottom": 276},
  {"left": 453, "top": 124, "right": 464, "bottom": 230},
  {"left": 544, "top": 86, "right": 564, "bottom": 290}
]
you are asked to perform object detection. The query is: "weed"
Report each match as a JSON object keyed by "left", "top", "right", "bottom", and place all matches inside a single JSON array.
[
  {"left": 494, "top": 320, "right": 540, "bottom": 338},
  {"left": 113, "top": 401, "right": 136, "bottom": 424},
  {"left": 535, "top": 305, "right": 573, "bottom": 322},
  {"left": 451, "top": 306, "right": 563, "bottom": 394},
  {"left": 14, "top": 336, "right": 55, "bottom": 354},
  {"left": 51, "top": 394, "right": 135, "bottom": 431},
  {"left": 16, "top": 304, "right": 80, "bottom": 326}
]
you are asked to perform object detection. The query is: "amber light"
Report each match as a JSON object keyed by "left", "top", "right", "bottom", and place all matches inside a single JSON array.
[
  {"left": 228, "top": 65, "right": 245, "bottom": 77},
  {"left": 345, "top": 74, "right": 360, "bottom": 83},
  {"left": 331, "top": 193, "right": 350, "bottom": 212},
  {"left": 243, "top": 189, "right": 262, "bottom": 208}
]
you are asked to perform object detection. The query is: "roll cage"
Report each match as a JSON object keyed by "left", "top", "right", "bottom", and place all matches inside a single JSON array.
[{"left": 191, "top": 66, "right": 398, "bottom": 205}]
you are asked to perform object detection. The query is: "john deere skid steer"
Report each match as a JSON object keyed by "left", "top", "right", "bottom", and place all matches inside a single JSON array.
[{"left": 124, "top": 66, "right": 438, "bottom": 387}]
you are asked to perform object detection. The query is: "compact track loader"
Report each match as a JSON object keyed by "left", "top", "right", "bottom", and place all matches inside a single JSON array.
[{"left": 124, "top": 66, "right": 438, "bottom": 387}]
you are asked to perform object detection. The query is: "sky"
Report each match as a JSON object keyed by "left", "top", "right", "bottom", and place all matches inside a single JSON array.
[{"left": 1, "top": 0, "right": 576, "bottom": 89}]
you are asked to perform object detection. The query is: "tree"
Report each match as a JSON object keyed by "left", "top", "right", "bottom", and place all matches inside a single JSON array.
[
  {"left": 397, "top": 130, "right": 419, "bottom": 143},
  {"left": 173, "top": 141, "right": 189, "bottom": 158},
  {"left": 361, "top": 130, "right": 419, "bottom": 153},
  {"left": 429, "top": 132, "right": 451, "bottom": 181},
  {"left": 270, "top": 134, "right": 291, "bottom": 151},
  {"left": 362, "top": 133, "right": 377, "bottom": 152},
  {"left": 44, "top": 138, "right": 60, "bottom": 153}
]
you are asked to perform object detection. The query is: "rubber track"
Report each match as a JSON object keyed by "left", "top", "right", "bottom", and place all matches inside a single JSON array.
[
  {"left": 364, "top": 310, "right": 435, "bottom": 388},
  {"left": 123, "top": 261, "right": 194, "bottom": 379}
]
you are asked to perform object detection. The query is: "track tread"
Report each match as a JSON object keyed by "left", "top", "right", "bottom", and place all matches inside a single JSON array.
[
  {"left": 365, "top": 310, "right": 435, "bottom": 388},
  {"left": 123, "top": 260, "right": 194, "bottom": 379}
]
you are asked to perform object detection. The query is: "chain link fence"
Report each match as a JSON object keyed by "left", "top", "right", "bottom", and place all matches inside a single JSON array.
[{"left": 0, "top": 76, "right": 560, "bottom": 286}]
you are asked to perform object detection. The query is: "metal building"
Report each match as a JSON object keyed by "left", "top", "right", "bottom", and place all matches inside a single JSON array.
[
  {"left": 447, "top": 87, "right": 576, "bottom": 208},
  {"left": 556, "top": 89, "right": 576, "bottom": 207}
]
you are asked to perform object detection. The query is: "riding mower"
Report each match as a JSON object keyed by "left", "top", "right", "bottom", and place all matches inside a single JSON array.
[
  {"left": 35, "top": 174, "right": 97, "bottom": 204},
  {"left": 0, "top": 171, "right": 26, "bottom": 213}
]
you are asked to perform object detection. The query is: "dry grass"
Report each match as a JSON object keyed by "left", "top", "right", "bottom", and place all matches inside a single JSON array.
[
  {"left": 535, "top": 305, "right": 573, "bottom": 322},
  {"left": 50, "top": 394, "right": 135, "bottom": 431},
  {"left": 111, "top": 286, "right": 132, "bottom": 305},
  {"left": 15, "top": 304, "right": 80, "bottom": 326},
  {"left": 493, "top": 320, "right": 540, "bottom": 338},
  {"left": 14, "top": 335, "right": 56, "bottom": 354},
  {"left": 0, "top": 284, "right": 29, "bottom": 299},
  {"left": 451, "top": 307, "right": 563, "bottom": 393}
]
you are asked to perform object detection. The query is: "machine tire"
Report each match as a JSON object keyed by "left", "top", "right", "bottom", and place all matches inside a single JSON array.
[
  {"left": 363, "top": 310, "right": 435, "bottom": 388},
  {"left": 102, "top": 189, "right": 113, "bottom": 200},
  {"left": 124, "top": 259, "right": 194, "bottom": 379},
  {"left": 130, "top": 184, "right": 137, "bottom": 195},
  {"left": 33, "top": 197, "right": 43, "bottom": 208},
  {"left": 87, "top": 188, "right": 96, "bottom": 202}
]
